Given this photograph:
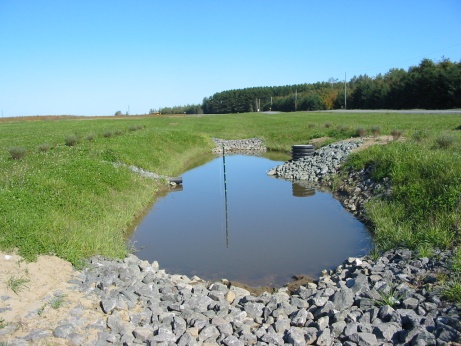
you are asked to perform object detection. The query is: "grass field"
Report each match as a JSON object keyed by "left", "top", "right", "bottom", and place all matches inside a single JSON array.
[{"left": 1, "top": 111, "right": 461, "bottom": 299}]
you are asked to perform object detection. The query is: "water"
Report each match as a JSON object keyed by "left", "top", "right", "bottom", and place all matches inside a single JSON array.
[{"left": 130, "top": 154, "right": 372, "bottom": 287}]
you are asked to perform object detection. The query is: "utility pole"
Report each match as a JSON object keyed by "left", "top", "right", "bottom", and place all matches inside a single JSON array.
[
  {"left": 295, "top": 89, "right": 298, "bottom": 111},
  {"left": 344, "top": 73, "right": 347, "bottom": 110}
]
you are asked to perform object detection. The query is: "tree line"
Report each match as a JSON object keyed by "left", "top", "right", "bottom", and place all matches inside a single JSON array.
[{"left": 151, "top": 58, "right": 461, "bottom": 114}]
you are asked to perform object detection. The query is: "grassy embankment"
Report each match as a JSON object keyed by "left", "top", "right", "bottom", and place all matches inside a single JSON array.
[{"left": 1, "top": 112, "right": 460, "bottom": 299}]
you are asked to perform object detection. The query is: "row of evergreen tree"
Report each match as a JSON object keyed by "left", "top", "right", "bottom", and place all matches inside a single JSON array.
[{"left": 154, "top": 58, "right": 461, "bottom": 114}]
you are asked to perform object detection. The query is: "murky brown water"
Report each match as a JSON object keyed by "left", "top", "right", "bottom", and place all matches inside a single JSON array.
[{"left": 130, "top": 154, "right": 372, "bottom": 287}]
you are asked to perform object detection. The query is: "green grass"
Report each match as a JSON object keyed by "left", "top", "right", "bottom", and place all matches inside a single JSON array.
[
  {"left": 49, "top": 295, "right": 67, "bottom": 309},
  {"left": 374, "top": 284, "right": 403, "bottom": 307},
  {"left": 6, "top": 275, "right": 30, "bottom": 295},
  {"left": 347, "top": 138, "right": 461, "bottom": 252},
  {"left": 0, "top": 111, "right": 460, "bottom": 273},
  {"left": 441, "top": 247, "right": 461, "bottom": 304}
]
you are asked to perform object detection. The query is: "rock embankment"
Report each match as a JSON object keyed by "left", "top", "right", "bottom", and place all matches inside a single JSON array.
[
  {"left": 268, "top": 140, "right": 363, "bottom": 182},
  {"left": 212, "top": 138, "right": 266, "bottom": 154},
  {"left": 84, "top": 251, "right": 459, "bottom": 345},
  {"left": 5, "top": 249, "right": 459, "bottom": 345},
  {"left": 329, "top": 164, "right": 393, "bottom": 222}
]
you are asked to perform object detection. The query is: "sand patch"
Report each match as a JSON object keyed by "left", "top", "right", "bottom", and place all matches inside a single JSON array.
[
  {"left": 0, "top": 251, "right": 104, "bottom": 345},
  {"left": 351, "top": 135, "right": 404, "bottom": 153}
]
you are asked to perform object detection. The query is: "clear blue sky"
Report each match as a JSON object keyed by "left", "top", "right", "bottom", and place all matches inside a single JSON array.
[{"left": 1, "top": 1, "right": 460, "bottom": 116}]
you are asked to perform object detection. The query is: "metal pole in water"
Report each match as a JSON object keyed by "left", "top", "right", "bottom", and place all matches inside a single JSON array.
[{"left": 222, "top": 145, "right": 229, "bottom": 248}]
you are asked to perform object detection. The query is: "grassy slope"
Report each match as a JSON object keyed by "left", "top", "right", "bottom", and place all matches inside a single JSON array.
[{"left": 1, "top": 112, "right": 460, "bottom": 268}]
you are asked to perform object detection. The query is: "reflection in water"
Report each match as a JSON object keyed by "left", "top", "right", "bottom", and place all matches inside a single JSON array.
[
  {"left": 130, "top": 154, "right": 372, "bottom": 287},
  {"left": 291, "top": 181, "right": 316, "bottom": 198},
  {"left": 169, "top": 185, "right": 183, "bottom": 192}
]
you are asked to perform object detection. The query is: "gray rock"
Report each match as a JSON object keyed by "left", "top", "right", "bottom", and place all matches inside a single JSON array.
[
  {"left": 304, "top": 327, "right": 319, "bottom": 344},
  {"left": 436, "top": 321, "right": 461, "bottom": 343},
  {"left": 178, "top": 332, "right": 198, "bottom": 346},
  {"left": 223, "top": 335, "right": 244, "bottom": 346},
  {"left": 244, "top": 302, "right": 265, "bottom": 319},
  {"left": 261, "top": 330, "right": 284, "bottom": 345},
  {"left": 133, "top": 326, "right": 154, "bottom": 342},
  {"left": 316, "top": 328, "right": 332, "bottom": 346},
  {"left": 173, "top": 316, "right": 187, "bottom": 336},
  {"left": 217, "top": 322, "right": 233, "bottom": 337},
  {"left": 68, "top": 332, "right": 86, "bottom": 345},
  {"left": 402, "top": 297, "right": 419, "bottom": 309},
  {"left": 332, "top": 288, "right": 355, "bottom": 310},
  {"left": 348, "top": 332, "right": 379, "bottom": 346},
  {"left": 100, "top": 298, "right": 116, "bottom": 314},
  {"left": 311, "top": 295, "right": 329, "bottom": 307},
  {"left": 190, "top": 295, "right": 214, "bottom": 312},
  {"left": 199, "top": 325, "right": 220, "bottom": 341},
  {"left": 285, "top": 327, "right": 307, "bottom": 346},
  {"left": 378, "top": 305, "right": 395, "bottom": 322},
  {"left": 412, "top": 328, "right": 436, "bottom": 345},
  {"left": 291, "top": 308, "right": 308, "bottom": 326},
  {"left": 316, "top": 316, "right": 330, "bottom": 331},
  {"left": 107, "top": 315, "right": 135, "bottom": 335},
  {"left": 372, "top": 322, "right": 400, "bottom": 342},
  {"left": 3, "top": 339, "right": 29, "bottom": 346},
  {"left": 239, "top": 331, "right": 258, "bottom": 344},
  {"left": 53, "top": 324, "right": 74, "bottom": 338},
  {"left": 344, "top": 322, "right": 359, "bottom": 337},
  {"left": 274, "top": 318, "right": 291, "bottom": 334},
  {"left": 23, "top": 329, "right": 52, "bottom": 341},
  {"left": 331, "top": 320, "right": 347, "bottom": 337}
]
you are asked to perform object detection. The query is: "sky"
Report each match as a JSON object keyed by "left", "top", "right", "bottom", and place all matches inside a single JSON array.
[{"left": 1, "top": 1, "right": 460, "bottom": 117}]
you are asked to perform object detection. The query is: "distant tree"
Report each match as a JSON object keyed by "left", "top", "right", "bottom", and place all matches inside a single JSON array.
[
  {"left": 200, "top": 57, "right": 461, "bottom": 113},
  {"left": 114, "top": 111, "right": 122, "bottom": 116}
]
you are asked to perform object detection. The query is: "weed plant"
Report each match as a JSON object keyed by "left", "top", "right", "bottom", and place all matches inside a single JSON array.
[
  {"left": 442, "top": 280, "right": 461, "bottom": 303},
  {"left": 49, "top": 295, "right": 67, "bottom": 309},
  {"left": 103, "top": 131, "right": 113, "bottom": 138},
  {"left": 412, "top": 129, "right": 429, "bottom": 142},
  {"left": 374, "top": 284, "right": 402, "bottom": 307},
  {"left": 85, "top": 133, "right": 95, "bottom": 141},
  {"left": 356, "top": 127, "right": 366, "bottom": 138},
  {"left": 370, "top": 125, "right": 381, "bottom": 137},
  {"left": 435, "top": 133, "right": 456, "bottom": 149},
  {"left": 8, "top": 147, "right": 26, "bottom": 160},
  {"left": 65, "top": 135, "right": 78, "bottom": 146},
  {"left": 6, "top": 275, "right": 30, "bottom": 295},
  {"left": 37, "top": 143, "right": 50, "bottom": 153},
  {"left": 391, "top": 129, "right": 402, "bottom": 140}
]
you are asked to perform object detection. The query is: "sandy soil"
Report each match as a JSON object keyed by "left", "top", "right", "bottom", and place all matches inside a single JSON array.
[
  {"left": 351, "top": 135, "right": 402, "bottom": 152},
  {"left": 0, "top": 251, "right": 104, "bottom": 345}
]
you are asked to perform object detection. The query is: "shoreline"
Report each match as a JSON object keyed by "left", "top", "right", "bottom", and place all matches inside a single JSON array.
[{"left": 1, "top": 137, "right": 460, "bottom": 345}]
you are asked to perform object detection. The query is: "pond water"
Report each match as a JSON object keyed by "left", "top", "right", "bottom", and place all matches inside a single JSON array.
[{"left": 129, "top": 154, "right": 372, "bottom": 287}]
